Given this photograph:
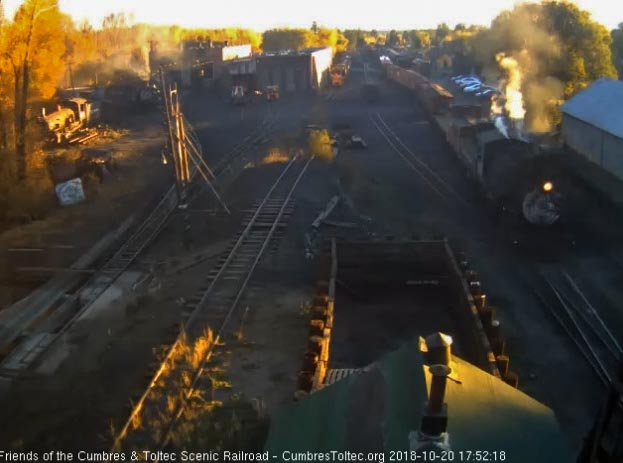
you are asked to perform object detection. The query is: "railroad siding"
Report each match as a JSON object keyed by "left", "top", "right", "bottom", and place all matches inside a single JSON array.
[
  {"left": 296, "top": 239, "right": 500, "bottom": 398},
  {"left": 333, "top": 239, "right": 495, "bottom": 372}
]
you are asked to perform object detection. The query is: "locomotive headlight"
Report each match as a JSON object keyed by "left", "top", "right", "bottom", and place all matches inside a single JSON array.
[{"left": 542, "top": 181, "right": 554, "bottom": 193}]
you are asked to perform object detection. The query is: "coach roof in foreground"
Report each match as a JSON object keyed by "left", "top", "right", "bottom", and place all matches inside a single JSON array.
[{"left": 264, "top": 339, "right": 573, "bottom": 462}]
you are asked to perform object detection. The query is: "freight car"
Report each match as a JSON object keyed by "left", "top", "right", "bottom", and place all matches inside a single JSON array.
[{"left": 384, "top": 62, "right": 560, "bottom": 228}]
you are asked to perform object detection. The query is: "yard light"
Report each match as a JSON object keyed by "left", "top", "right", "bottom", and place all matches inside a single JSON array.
[{"left": 542, "top": 181, "right": 554, "bottom": 193}]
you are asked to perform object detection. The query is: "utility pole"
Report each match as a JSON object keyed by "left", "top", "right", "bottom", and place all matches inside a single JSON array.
[
  {"left": 158, "top": 67, "right": 229, "bottom": 249},
  {"left": 170, "top": 85, "right": 192, "bottom": 249},
  {"left": 160, "top": 68, "right": 181, "bottom": 200},
  {"left": 170, "top": 85, "right": 190, "bottom": 207}
]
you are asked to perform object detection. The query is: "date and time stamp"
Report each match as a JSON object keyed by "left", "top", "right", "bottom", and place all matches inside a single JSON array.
[
  {"left": 0, "top": 450, "right": 509, "bottom": 463},
  {"left": 383, "top": 450, "right": 507, "bottom": 461}
]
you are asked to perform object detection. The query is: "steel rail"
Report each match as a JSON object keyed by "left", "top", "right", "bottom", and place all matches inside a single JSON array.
[
  {"left": 562, "top": 270, "right": 623, "bottom": 356},
  {"left": 374, "top": 112, "right": 469, "bottom": 206},
  {"left": 541, "top": 273, "right": 612, "bottom": 387},
  {"left": 533, "top": 286, "right": 610, "bottom": 387},
  {"left": 369, "top": 112, "right": 450, "bottom": 201},
  {"left": 159, "top": 155, "right": 314, "bottom": 448},
  {"left": 112, "top": 154, "right": 308, "bottom": 450}
]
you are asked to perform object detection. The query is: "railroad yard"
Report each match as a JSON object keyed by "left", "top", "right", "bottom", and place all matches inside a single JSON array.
[{"left": 0, "top": 50, "right": 622, "bottom": 458}]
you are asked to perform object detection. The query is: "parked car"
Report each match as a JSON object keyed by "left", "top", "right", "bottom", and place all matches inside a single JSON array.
[
  {"left": 476, "top": 88, "right": 498, "bottom": 97},
  {"left": 460, "top": 81, "right": 482, "bottom": 90},
  {"left": 456, "top": 75, "right": 480, "bottom": 81},
  {"left": 456, "top": 76, "right": 479, "bottom": 83},
  {"left": 453, "top": 74, "right": 476, "bottom": 82},
  {"left": 348, "top": 136, "right": 368, "bottom": 149},
  {"left": 463, "top": 84, "right": 484, "bottom": 93},
  {"left": 458, "top": 79, "right": 481, "bottom": 87}
]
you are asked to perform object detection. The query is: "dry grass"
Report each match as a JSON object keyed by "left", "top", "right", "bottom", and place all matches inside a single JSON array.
[
  {"left": 119, "top": 324, "right": 268, "bottom": 450},
  {"left": 261, "top": 148, "right": 290, "bottom": 164},
  {"left": 100, "top": 127, "right": 130, "bottom": 141}
]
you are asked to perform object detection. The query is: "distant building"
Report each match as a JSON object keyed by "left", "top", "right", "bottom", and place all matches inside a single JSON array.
[
  {"left": 386, "top": 48, "right": 412, "bottom": 68},
  {"left": 181, "top": 41, "right": 252, "bottom": 89},
  {"left": 561, "top": 78, "right": 623, "bottom": 180},
  {"left": 255, "top": 47, "right": 333, "bottom": 92}
]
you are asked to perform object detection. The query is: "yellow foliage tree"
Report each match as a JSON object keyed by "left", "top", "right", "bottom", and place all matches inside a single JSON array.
[
  {"left": 2, "top": 0, "right": 65, "bottom": 181},
  {"left": 308, "top": 129, "right": 334, "bottom": 162}
]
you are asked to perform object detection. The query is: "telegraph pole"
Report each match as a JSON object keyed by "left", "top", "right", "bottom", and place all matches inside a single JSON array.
[
  {"left": 159, "top": 67, "right": 230, "bottom": 249},
  {"left": 170, "top": 85, "right": 190, "bottom": 207},
  {"left": 171, "top": 85, "right": 192, "bottom": 248}
]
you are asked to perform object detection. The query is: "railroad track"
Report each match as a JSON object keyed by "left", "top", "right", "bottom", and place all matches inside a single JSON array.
[
  {"left": 0, "top": 110, "right": 280, "bottom": 378},
  {"left": 368, "top": 111, "right": 467, "bottom": 206},
  {"left": 536, "top": 267, "right": 622, "bottom": 388},
  {"left": 212, "top": 108, "right": 278, "bottom": 177},
  {"left": 113, "top": 153, "right": 314, "bottom": 451}
]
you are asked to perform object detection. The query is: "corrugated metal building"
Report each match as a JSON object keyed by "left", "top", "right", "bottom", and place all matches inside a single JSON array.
[
  {"left": 255, "top": 47, "right": 332, "bottom": 92},
  {"left": 227, "top": 57, "right": 257, "bottom": 89},
  {"left": 561, "top": 78, "right": 623, "bottom": 180},
  {"left": 181, "top": 41, "right": 252, "bottom": 88}
]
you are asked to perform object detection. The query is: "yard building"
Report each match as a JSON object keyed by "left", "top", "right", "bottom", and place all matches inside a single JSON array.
[
  {"left": 561, "top": 78, "right": 623, "bottom": 180},
  {"left": 180, "top": 40, "right": 252, "bottom": 89},
  {"left": 255, "top": 47, "right": 333, "bottom": 92}
]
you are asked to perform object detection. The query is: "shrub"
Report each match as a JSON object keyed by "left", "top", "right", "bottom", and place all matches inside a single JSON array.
[{"left": 308, "top": 129, "right": 335, "bottom": 162}]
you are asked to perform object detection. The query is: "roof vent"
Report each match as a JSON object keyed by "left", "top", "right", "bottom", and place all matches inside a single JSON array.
[
  {"left": 423, "top": 332, "right": 453, "bottom": 366},
  {"left": 411, "top": 364, "right": 451, "bottom": 451},
  {"left": 412, "top": 332, "right": 454, "bottom": 453}
]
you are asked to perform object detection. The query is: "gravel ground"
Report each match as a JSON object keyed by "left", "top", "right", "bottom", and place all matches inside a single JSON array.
[{"left": 1, "top": 56, "right": 620, "bottom": 454}]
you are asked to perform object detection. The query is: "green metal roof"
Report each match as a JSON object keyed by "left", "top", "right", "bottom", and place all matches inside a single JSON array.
[{"left": 265, "top": 340, "right": 574, "bottom": 462}]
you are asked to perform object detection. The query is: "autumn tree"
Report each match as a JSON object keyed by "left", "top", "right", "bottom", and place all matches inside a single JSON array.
[
  {"left": 316, "top": 27, "right": 348, "bottom": 53},
  {"left": 387, "top": 30, "right": 399, "bottom": 48},
  {"left": 0, "top": 14, "right": 12, "bottom": 151},
  {"left": 466, "top": 1, "right": 617, "bottom": 131},
  {"left": 100, "top": 12, "right": 132, "bottom": 53},
  {"left": 435, "top": 23, "right": 450, "bottom": 44},
  {"left": 334, "top": 31, "right": 349, "bottom": 53},
  {"left": 343, "top": 29, "right": 366, "bottom": 50},
  {"left": 180, "top": 27, "right": 261, "bottom": 51},
  {"left": 261, "top": 28, "right": 314, "bottom": 51},
  {"left": 418, "top": 31, "right": 431, "bottom": 49},
  {"left": 474, "top": 1, "right": 617, "bottom": 98},
  {"left": 3, "top": 0, "right": 64, "bottom": 181},
  {"left": 262, "top": 27, "right": 347, "bottom": 54},
  {"left": 63, "top": 19, "right": 99, "bottom": 86}
]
